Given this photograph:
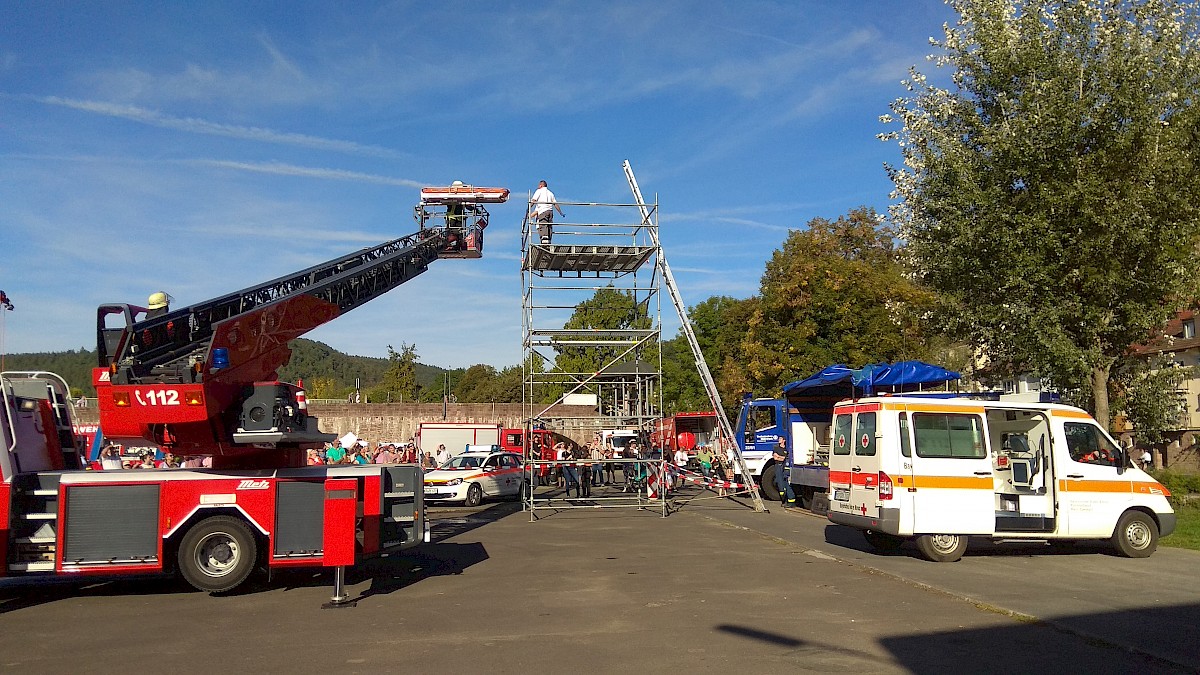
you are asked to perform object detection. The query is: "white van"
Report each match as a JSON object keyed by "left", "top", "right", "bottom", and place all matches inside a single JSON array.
[{"left": 827, "top": 396, "right": 1175, "bottom": 561}]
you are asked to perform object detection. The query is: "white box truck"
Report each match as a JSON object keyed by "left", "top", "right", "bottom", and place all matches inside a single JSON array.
[{"left": 417, "top": 422, "right": 502, "bottom": 459}]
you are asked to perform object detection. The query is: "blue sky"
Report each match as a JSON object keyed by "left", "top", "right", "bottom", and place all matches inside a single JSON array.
[{"left": 0, "top": 1, "right": 955, "bottom": 370}]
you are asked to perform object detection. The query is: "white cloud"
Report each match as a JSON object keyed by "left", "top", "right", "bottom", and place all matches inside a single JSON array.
[
  {"left": 29, "top": 95, "right": 405, "bottom": 158},
  {"left": 188, "top": 159, "right": 426, "bottom": 188}
]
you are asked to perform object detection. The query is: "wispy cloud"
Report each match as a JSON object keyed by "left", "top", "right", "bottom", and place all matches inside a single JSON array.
[
  {"left": 188, "top": 159, "right": 425, "bottom": 188},
  {"left": 4, "top": 152, "right": 427, "bottom": 190},
  {"left": 685, "top": 216, "right": 795, "bottom": 233},
  {"left": 665, "top": 205, "right": 809, "bottom": 233},
  {"left": 26, "top": 95, "right": 405, "bottom": 158}
]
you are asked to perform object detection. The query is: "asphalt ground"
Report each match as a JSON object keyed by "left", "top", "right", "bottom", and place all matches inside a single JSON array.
[
  {"left": 703, "top": 488, "right": 1200, "bottom": 671},
  {"left": 0, "top": 481, "right": 1192, "bottom": 674}
]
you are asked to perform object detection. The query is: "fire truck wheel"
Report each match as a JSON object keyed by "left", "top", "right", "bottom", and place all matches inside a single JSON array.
[
  {"left": 464, "top": 482, "right": 483, "bottom": 507},
  {"left": 863, "top": 529, "right": 904, "bottom": 552},
  {"left": 1111, "top": 510, "right": 1158, "bottom": 558},
  {"left": 915, "top": 533, "right": 967, "bottom": 562},
  {"left": 798, "top": 488, "right": 814, "bottom": 510},
  {"left": 178, "top": 516, "right": 259, "bottom": 593},
  {"left": 759, "top": 465, "right": 782, "bottom": 502}
]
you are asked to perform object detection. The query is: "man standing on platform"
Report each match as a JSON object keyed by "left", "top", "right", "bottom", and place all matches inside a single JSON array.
[{"left": 531, "top": 180, "right": 564, "bottom": 245}]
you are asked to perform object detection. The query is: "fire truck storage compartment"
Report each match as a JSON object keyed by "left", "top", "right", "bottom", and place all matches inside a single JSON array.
[
  {"left": 63, "top": 484, "right": 160, "bottom": 563},
  {"left": 274, "top": 481, "right": 325, "bottom": 556},
  {"left": 382, "top": 465, "right": 421, "bottom": 546}
]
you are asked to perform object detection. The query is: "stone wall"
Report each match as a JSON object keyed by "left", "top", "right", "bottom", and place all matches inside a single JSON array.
[
  {"left": 311, "top": 402, "right": 528, "bottom": 442},
  {"left": 72, "top": 403, "right": 604, "bottom": 446},
  {"left": 1126, "top": 431, "right": 1200, "bottom": 473}
]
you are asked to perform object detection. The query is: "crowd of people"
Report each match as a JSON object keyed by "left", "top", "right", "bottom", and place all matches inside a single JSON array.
[
  {"left": 87, "top": 438, "right": 440, "bottom": 470},
  {"left": 525, "top": 435, "right": 737, "bottom": 498},
  {"left": 306, "top": 438, "right": 438, "bottom": 467},
  {"left": 89, "top": 442, "right": 209, "bottom": 470},
  {"left": 85, "top": 433, "right": 740, "bottom": 497}
]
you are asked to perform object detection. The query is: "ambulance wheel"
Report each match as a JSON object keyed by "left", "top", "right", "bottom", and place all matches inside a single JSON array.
[
  {"left": 863, "top": 530, "right": 904, "bottom": 552},
  {"left": 915, "top": 534, "right": 967, "bottom": 562},
  {"left": 759, "top": 465, "right": 782, "bottom": 502},
  {"left": 465, "top": 482, "right": 483, "bottom": 507},
  {"left": 1112, "top": 510, "right": 1158, "bottom": 558},
  {"left": 178, "top": 516, "right": 258, "bottom": 593}
]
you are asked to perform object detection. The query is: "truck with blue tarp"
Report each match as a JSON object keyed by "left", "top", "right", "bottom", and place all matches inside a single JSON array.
[{"left": 732, "top": 361, "right": 962, "bottom": 510}]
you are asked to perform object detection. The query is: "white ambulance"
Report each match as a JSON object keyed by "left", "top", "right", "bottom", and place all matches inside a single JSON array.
[{"left": 826, "top": 396, "right": 1175, "bottom": 561}]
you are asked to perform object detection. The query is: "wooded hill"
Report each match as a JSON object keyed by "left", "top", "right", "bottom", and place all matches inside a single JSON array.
[{"left": 1, "top": 339, "right": 453, "bottom": 400}]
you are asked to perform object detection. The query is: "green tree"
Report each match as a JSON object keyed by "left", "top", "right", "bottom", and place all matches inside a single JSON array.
[
  {"left": 366, "top": 343, "right": 420, "bottom": 403},
  {"left": 554, "top": 286, "right": 653, "bottom": 374},
  {"left": 661, "top": 295, "right": 758, "bottom": 413},
  {"left": 477, "top": 364, "right": 523, "bottom": 403},
  {"left": 303, "top": 376, "right": 340, "bottom": 400},
  {"left": 661, "top": 337, "right": 707, "bottom": 412},
  {"left": 1116, "top": 357, "right": 1193, "bottom": 444},
  {"left": 539, "top": 286, "right": 655, "bottom": 408},
  {"left": 454, "top": 364, "right": 499, "bottom": 402},
  {"left": 741, "top": 207, "right": 938, "bottom": 393},
  {"left": 883, "top": 0, "right": 1200, "bottom": 426}
]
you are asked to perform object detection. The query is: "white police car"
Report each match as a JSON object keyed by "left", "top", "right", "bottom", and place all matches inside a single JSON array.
[{"left": 423, "top": 448, "right": 526, "bottom": 506}]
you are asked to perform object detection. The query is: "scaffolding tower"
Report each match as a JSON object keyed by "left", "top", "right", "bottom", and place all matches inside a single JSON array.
[{"left": 521, "top": 181, "right": 665, "bottom": 515}]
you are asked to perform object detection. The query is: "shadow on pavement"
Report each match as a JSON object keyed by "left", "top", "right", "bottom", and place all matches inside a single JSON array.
[
  {"left": 715, "top": 623, "right": 900, "bottom": 670},
  {"left": 0, "top": 502, "right": 518, "bottom": 612},
  {"left": 716, "top": 624, "right": 803, "bottom": 647},
  {"left": 823, "top": 523, "right": 1121, "bottom": 560},
  {"left": 0, "top": 575, "right": 185, "bottom": 614},
  {"left": 428, "top": 500, "right": 522, "bottom": 543},
  {"left": 345, "top": 541, "right": 489, "bottom": 603},
  {"left": 878, "top": 603, "right": 1200, "bottom": 673}
]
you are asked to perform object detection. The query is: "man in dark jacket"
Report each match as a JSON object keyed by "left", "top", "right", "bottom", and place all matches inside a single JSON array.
[{"left": 772, "top": 439, "right": 796, "bottom": 508}]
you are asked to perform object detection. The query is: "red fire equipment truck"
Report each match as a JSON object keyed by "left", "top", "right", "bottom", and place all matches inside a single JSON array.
[
  {"left": 0, "top": 184, "right": 506, "bottom": 596},
  {"left": 499, "top": 427, "right": 554, "bottom": 460},
  {"left": 651, "top": 411, "right": 718, "bottom": 455}
]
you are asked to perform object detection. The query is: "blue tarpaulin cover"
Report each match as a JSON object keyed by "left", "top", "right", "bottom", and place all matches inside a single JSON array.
[
  {"left": 864, "top": 360, "right": 960, "bottom": 393},
  {"left": 781, "top": 364, "right": 855, "bottom": 398},
  {"left": 782, "top": 360, "right": 960, "bottom": 398}
]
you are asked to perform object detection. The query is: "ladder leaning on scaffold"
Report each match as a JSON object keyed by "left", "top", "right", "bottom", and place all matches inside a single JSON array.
[{"left": 623, "top": 160, "right": 766, "bottom": 513}]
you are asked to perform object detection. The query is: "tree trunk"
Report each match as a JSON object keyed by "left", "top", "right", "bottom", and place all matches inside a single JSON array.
[{"left": 1092, "top": 363, "right": 1111, "bottom": 430}]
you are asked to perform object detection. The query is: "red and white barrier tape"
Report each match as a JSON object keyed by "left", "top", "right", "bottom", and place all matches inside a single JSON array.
[{"left": 674, "top": 466, "right": 752, "bottom": 490}]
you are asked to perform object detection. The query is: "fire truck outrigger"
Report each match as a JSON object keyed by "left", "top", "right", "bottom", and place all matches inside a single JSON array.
[{"left": 0, "top": 183, "right": 507, "bottom": 596}]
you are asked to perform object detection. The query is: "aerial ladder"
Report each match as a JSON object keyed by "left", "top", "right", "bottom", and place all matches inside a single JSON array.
[
  {"left": 623, "top": 161, "right": 766, "bottom": 512},
  {"left": 94, "top": 183, "right": 508, "bottom": 469}
]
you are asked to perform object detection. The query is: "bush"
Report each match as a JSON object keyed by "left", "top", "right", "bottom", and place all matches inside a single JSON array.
[{"left": 1148, "top": 469, "right": 1200, "bottom": 508}]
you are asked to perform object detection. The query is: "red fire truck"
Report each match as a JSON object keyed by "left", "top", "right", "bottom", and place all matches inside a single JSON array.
[
  {"left": 0, "top": 184, "right": 507, "bottom": 595},
  {"left": 499, "top": 427, "right": 555, "bottom": 459},
  {"left": 650, "top": 411, "right": 719, "bottom": 455}
]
